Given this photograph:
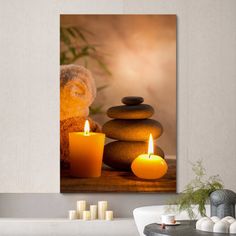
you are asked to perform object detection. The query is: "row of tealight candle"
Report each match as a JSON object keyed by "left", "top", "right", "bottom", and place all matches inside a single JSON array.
[{"left": 68, "top": 200, "right": 113, "bottom": 221}]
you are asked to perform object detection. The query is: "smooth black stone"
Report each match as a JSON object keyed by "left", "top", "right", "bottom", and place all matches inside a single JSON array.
[
  {"left": 107, "top": 104, "right": 154, "bottom": 119},
  {"left": 102, "top": 119, "right": 163, "bottom": 141},
  {"left": 122, "top": 96, "right": 144, "bottom": 105}
]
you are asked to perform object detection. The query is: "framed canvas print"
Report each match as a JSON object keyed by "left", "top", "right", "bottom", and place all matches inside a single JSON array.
[{"left": 60, "top": 15, "right": 176, "bottom": 192}]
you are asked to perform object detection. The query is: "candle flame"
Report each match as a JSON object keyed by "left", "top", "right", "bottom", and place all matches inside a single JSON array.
[
  {"left": 148, "top": 134, "right": 154, "bottom": 156},
  {"left": 84, "top": 119, "right": 90, "bottom": 135}
]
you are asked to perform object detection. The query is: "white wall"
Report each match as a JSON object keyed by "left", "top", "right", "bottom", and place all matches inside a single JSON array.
[{"left": 0, "top": 0, "right": 236, "bottom": 217}]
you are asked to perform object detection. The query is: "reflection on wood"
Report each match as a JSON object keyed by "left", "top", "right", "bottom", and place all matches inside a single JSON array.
[{"left": 61, "top": 159, "right": 176, "bottom": 193}]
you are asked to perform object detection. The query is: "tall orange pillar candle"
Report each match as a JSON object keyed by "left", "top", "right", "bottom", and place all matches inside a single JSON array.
[
  {"left": 131, "top": 134, "right": 168, "bottom": 180},
  {"left": 69, "top": 120, "right": 105, "bottom": 177}
]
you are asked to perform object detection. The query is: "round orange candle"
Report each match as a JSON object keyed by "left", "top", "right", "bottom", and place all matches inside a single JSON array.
[
  {"left": 131, "top": 134, "right": 168, "bottom": 180},
  {"left": 69, "top": 120, "right": 105, "bottom": 178}
]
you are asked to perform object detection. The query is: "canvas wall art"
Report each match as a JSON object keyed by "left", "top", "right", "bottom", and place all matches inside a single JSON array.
[{"left": 60, "top": 15, "right": 176, "bottom": 192}]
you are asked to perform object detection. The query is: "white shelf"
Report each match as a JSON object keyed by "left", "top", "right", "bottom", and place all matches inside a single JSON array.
[{"left": 0, "top": 218, "right": 138, "bottom": 236}]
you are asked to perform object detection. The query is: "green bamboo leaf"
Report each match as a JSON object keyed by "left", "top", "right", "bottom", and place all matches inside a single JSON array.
[
  {"left": 60, "top": 27, "right": 71, "bottom": 45},
  {"left": 60, "top": 25, "right": 111, "bottom": 76},
  {"left": 60, "top": 51, "right": 70, "bottom": 65},
  {"left": 66, "top": 27, "right": 77, "bottom": 38},
  {"left": 72, "top": 27, "right": 88, "bottom": 43},
  {"left": 89, "top": 105, "right": 104, "bottom": 115},
  {"left": 81, "top": 46, "right": 90, "bottom": 54},
  {"left": 74, "top": 27, "right": 94, "bottom": 36},
  {"left": 81, "top": 45, "right": 96, "bottom": 55},
  {"left": 69, "top": 47, "right": 77, "bottom": 57},
  {"left": 94, "top": 58, "right": 112, "bottom": 75},
  {"left": 97, "top": 85, "right": 109, "bottom": 92}
]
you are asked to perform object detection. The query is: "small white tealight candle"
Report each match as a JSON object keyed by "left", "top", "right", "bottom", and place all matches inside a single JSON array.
[
  {"left": 77, "top": 200, "right": 86, "bottom": 219},
  {"left": 98, "top": 201, "right": 108, "bottom": 220},
  {"left": 105, "top": 211, "right": 113, "bottom": 221},
  {"left": 161, "top": 214, "right": 175, "bottom": 224},
  {"left": 68, "top": 210, "right": 77, "bottom": 220},
  {"left": 90, "top": 205, "right": 97, "bottom": 220},
  {"left": 82, "top": 211, "right": 91, "bottom": 220}
]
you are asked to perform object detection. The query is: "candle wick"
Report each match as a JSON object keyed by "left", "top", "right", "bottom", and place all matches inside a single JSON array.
[{"left": 148, "top": 153, "right": 153, "bottom": 158}]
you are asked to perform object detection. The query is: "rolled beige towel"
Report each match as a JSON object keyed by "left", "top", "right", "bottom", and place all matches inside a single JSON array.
[
  {"left": 60, "top": 64, "right": 96, "bottom": 120},
  {"left": 60, "top": 64, "right": 101, "bottom": 165}
]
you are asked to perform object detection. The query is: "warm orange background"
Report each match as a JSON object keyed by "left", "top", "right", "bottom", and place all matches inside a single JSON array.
[{"left": 61, "top": 15, "right": 176, "bottom": 155}]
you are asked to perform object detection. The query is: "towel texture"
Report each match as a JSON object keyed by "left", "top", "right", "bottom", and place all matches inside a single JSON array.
[
  {"left": 60, "top": 64, "right": 96, "bottom": 120},
  {"left": 60, "top": 64, "right": 101, "bottom": 165}
]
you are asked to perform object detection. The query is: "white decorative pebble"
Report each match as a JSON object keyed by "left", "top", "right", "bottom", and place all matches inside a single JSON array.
[
  {"left": 197, "top": 216, "right": 236, "bottom": 233},
  {"left": 213, "top": 220, "right": 229, "bottom": 233},
  {"left": 222, "top": 216, "right": 236, "bottom": 224},
  {"left": 196, "top": 217, "right": 210, "bottom": 230},
  {"left": 201, "top": 219, "right": 214, "bottom": 232},
  {"left": 230, "top": 221, "right": 236, "bottom": 234},
  {"left": 221, "top": 219, "right": 231, "bottom": 229},
  {"left": 210, "top": 216, "right": 220, "bottom": 223}
]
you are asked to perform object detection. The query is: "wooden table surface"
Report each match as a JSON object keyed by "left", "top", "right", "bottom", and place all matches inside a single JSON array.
[{"left": 61, "top": 158, "right": 176, "bottom": 192}]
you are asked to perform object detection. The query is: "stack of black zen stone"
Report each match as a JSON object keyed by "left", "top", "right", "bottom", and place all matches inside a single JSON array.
[{"left": 102, "top": 96, "right": 164, "bottom": 171}]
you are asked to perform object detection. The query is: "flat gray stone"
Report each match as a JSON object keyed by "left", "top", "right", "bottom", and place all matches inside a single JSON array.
[
  {"left": 103, "top": 141, "right": 165, "bottom": 171},
  {"left": 107, "top": 104, "right": 154, "bottom": 119},
  {"left": 102, "top": 119, "right": 163, "bottom": 141},
  {"left": 122, "top": 96, "right": 144, "bottom": 105}
]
